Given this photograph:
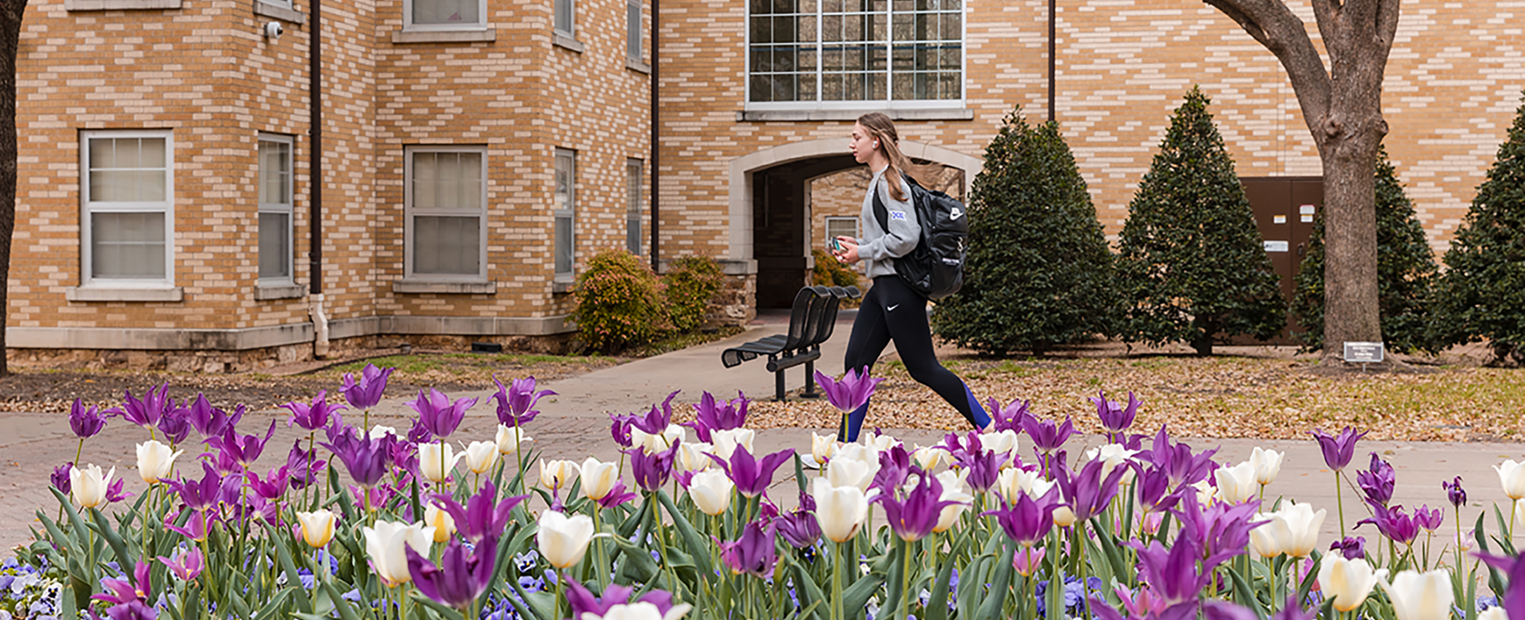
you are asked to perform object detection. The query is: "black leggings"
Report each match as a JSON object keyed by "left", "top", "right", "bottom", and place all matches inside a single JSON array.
[{"left": 839, "top": 276, "right": 989, "bottom": 441}]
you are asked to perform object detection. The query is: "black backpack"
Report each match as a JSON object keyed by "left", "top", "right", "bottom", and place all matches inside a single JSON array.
[{"left": 871, "top": 173, "right": 968, "bottom": 300}]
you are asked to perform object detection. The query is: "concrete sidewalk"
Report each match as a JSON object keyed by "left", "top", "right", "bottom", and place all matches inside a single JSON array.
[{"left": 2, "top": 314, "right": 1523, "bottom": 555}]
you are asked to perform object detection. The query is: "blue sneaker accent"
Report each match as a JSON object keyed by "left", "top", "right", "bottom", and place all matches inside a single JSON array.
[{"left": 965, "top": 383, "right": 991, "bottom": 430}]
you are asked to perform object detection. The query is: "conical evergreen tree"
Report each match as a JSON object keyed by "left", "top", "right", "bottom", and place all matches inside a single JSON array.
[
  {"left": 1116, "top": 87, "right": 1286, "bottom": 355},
  {"left": 1431, "top": 91, "right": 1525, "bottom": 365},
  {"left": 931, "top": 108, "right": 1119, "bottom": 355},
  {"left": 1290, "top": 147, "right": 1438, "bottom": 354}
]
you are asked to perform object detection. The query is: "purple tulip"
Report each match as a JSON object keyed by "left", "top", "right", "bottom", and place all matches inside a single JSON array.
[
  {"left": 1140, "top": 426, "right": 1219, "bottom": 488},
  {"left": 565, "top": 578, "right": 681, "bottom": 619},
  {"left": 1310, "top": 426, "right": 1368, "bottom": 471},
  {"left": 117, "top": 384, "right": 172, "bottom": 431},
  {"left": 321, "top": 434, "right": 392, "bottom": 488},
  {"left": 168, "top": 462, "right": 236, "bottom": 514},
  {"left": 775, "top": 493, "right": 821, "bottom": 549},
  {"left": 1357, "top": 503, "right": 1419, "bottom": 545},
  {"left": 69, "top": 399, "right": 108, "bottom": 439},
  {"left": 1356, "top": 452, "right": 1395, "bottom": 507},
  {"left": 684, "top": 390, "right": 749, "bottom": 442},
  {"left": 92, "top": 561, "right": 153, "bottom": 606},
  {"left": 246, "top": 467, "right": 290, "bottom": 500},
  {"left": 341, "top": 363, "right": 393, "bottom": 410},
  {"left": 51, "top": 463, "right": 72, "bottom": 494},
  {"left": 284, "top": 440, "right": 326, "bottom": 491},
  {"left": 103, "top": 477, "right": 131, "bottom": 505},
  {"left": 1091, "top": 390, "right": 1141, "bottom": 437},
  {"left": 1130, "top": 536, "right": 1209, "bottom": 606},
  {"left": 406, "top": 535, "right": 497, "bottom": 611},
  {"left": 1134, "top": 465, "right": 1181, "bottom": 514},
  {"left": 985, "top": 488, "right": 1060, "bottom": 546},
  {"left": 1477, "top": 552, "right": 1525, "bottom": 620},
  {"left": 707, "top": 445, "right": 795, "bottom": 498},
  {"left": 156, "top": 407, "right": 192, "bottom": 446},
  {"left": 597, "top": 481, "right": 638, "bottom": 509},
  {"left": 874, "top": 470, "right": 963, "bottom": 542},
  {"left": 1055, "top": 456, "right": 1127, "bottom": 523},
  {"left": 1443, "top": 476, "right": 1467, "bottom": 508},
  {"left": 609, "top": 413, "right": 635, "bottom": 448},
  {"left": 813, "top": 367, "right": 882, "bottom": 414},
  {"left": 430, "top": 481, "right": 528, "bottom": 544},
  {"left": 1330, "top": 536, "right": 1366, "bottom": 560},
  {"left": 963, "top": 444, "right": 1002, "bottom": 494},
  {"left": 186, "top": 395, "right": 243, "bottom": 438},
  {"left": 1269, "top": 596, "right": 1320, "bottom": 620},
  {"left": 1021, "top": 415, "right": 1076, "bottom": 453},
  {"left": 491, "top": 375, "right": 556, "bottom": 427},
  {"left": 627, "top": 443, "right": 679, "bottom": 492},
  {"left": 870, "top": 444, "right": 913, "bottom": 495},
  {"left": 205, "top": 420, "right": 277, "bottom": 471},
  {"left": 1414, "top": 504, "right": 1444, "bottom": 532},
  {"left": 283, "top": 391, "right": 345, "bottom": 432},
  {"left": 1203, "top": 601, "right": 1261, "bottom": 620},
  {"left": 1171, "top": 490, "right": 1262, "bottom": 571},
  {"left": 408, "top": 388, "right": 477, "bottom": 439},
  {"left": 626, "top": 391, "right": 680, "bottom": 435},
  {"left": 715, "top": 519, "right": 779, "bottom": 578},
  {"left": 984, "top": 397, "right": 1031, "bottom": 434},
  {"left": 406, "top": 418, "right": 435, "bottom": 444},
  {"left": 157, "top": 546, "right": 205, "bottom": 581}
]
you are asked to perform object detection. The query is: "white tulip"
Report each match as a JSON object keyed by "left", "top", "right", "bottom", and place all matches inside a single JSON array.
[
  {"left": 1270, "top": 501, "right": 1327, "bottom": 558},
  {"left": 632, "top": 424, "right": 687, "bottom": 455},
  {"left": 495, "top": 425, "right": 534, "bottom": 455},
  {"left": 826, "top": 455, "right": 879, "bottom": 492},
  {"left": 1497, "top": 460, "right": 1525, "bottom": 500},
  {"left": 296, "top": 509, "right": 338, "bottom": 548},
  {"left": 834, "top": 443, "right": 878, "bottom": 466},
  {"left": 912, "top": 445, "right": 952, "bottom": 471},
  {"left": 363, "top": 520, "right": 435, "bottom": 586},
  {"left": 866, "top": 434, "right": 901, "bottom": 453},
  {"left": 811, "top": 433, "right": 838, "bottom": 465},
  {"left": 689, "top": 469, "right": 735, "bottom": 516},
  {"left": 418, "top": 442, "right": 465, "bottom": 484},
  {"left": 369, "top": 425, "right": 399, "bottom": 440},
  {"left": 710, "top": 428, "right": 755, "bottom": 460},
  {"left": 537, "top": 510, "right": 595, "bottom": 569},
  {"left": 1249, "top": 447, "right": 1284, "bottom": 486},
  {"left": 1248, "top": 512, "right": 1282, "bottom": 558},
  {"left": 677, "top": 442, "right": 716, "bottom": 473},
  {"left": 811, "top": 477, "right": 871, "bottom": 543},
  {"left": 538, "top": 459, "right": 579, "bottom": 491},
  {"left": 1318, "top": 553, "right": 1386, "bottom": 612},
  {"left": 461, "top": 440, "right": 499, "bottom": 475},
  {"left": 1214, "top": 462, "right": 1258, "bottom": 505},
  {"left": 1085, "top": 444, "right": 1139, "bottom": 484},
  {"left": 1380, "top": 569, "right": 1454, "bottom": 620},
  {"left": 933, "top": 470, "right": 972, "bottom": 533},
  {"left": 423, "top": 504, "right": 456, "bottom": 543},
  {"left": 69, "top": 464, "right": 114, "bottom": 509},
  {"left": 1190, "top": 480, "right": 1218, "bottom": 505},
  {"left": 586, "top": 601, "right": 694, "bottom": 620},
  {"left": 996, "top": 468, "right": 1021, "bottom": 501},
  {"left": 580, "top": 458, "right": 621, "bottom": 501},
  {"left": 1479, "top": 607, "right": 1508, "bottom": 620},
  {"left": 1052, "top": 506, "right": 1077, "bottom": 528},
  {"left": 981, "top": 430, "right": 1020, "bottom": 467},
  {"left": 136, "top": 440, "right": 183, "bottom": 484}
]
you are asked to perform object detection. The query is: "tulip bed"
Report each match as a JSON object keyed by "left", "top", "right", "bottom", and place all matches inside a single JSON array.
[{"left": 5, "top": 364, "right": 1525, "bottom": 620}]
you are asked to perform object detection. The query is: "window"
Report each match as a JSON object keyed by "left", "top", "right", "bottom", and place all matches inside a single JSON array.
[
  {"left": 626, "top": 159, "right": 643, "bottom": 255},
  {"left": 826, "top": 216, "right": 859, "bottom": 246},
  {"left": 406, "top": 0, "right": 486, "bottom": 30},
  {"left": 555, "top": 0, "right": 575, "bottom": 37},
  {"left": 554, "top": 149, "right": 576, "bottom": 281},
  {"left": 258, "top": 135, "right": 294, "bottom": 283},
  {"left": 81, "top": 130, "right": 174, "bottom": 285},
  {"left": 626, "top": 0, "right": 642, "bottom": 61},
  {"left": 747, "top": 0, "right": 963, "bottom": 108},
  {"left": 405, "top": 147, "right": 487, "bottom": 280}
]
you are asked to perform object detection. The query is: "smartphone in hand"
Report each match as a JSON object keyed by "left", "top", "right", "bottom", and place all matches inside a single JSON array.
[{"left": 830, "top": 238, "right": 843, "bottom": 253}]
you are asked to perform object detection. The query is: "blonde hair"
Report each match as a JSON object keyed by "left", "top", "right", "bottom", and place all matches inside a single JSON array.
[{"left": 857, "top": 112, "right": 912, "bottom": 202}]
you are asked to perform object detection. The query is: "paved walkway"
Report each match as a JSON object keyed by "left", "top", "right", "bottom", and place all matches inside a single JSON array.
[{"left": 2, "top": 313, "right": 1522, "bottom": 554}]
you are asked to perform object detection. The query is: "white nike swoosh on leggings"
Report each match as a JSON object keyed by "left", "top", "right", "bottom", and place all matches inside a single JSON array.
[{"left": 887, "top": 304, "right": 900, "bottom": 311}]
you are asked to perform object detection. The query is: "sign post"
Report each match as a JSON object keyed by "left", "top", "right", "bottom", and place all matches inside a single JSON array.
[{"left": 1343, "top": 341, "right": 1385, "bottom": 372}]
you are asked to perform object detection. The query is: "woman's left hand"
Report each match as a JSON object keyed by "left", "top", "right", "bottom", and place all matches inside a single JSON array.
[{"left": 832, "top": 236, "right": 860, "bottom": 265}]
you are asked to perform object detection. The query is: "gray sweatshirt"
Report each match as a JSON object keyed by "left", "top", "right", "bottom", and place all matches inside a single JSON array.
[{"left": 857, "top": 167, "right": 920, "bottom": 279}]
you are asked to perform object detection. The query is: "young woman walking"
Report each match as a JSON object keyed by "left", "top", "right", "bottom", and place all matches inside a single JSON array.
[{"left": 829, "top": 112, "right": 991, "bottom": 442}]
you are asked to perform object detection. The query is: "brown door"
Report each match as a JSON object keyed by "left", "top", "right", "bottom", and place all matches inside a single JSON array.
[{"left": 1240, "top": 177, "right": 1323, "bottom": 343}]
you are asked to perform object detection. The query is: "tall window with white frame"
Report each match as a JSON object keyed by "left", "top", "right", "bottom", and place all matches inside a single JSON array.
[
  {"left": 555, "top": 0, "right": 575, "bottom": 37},
  {"left": 81, "top": 130, "right": 174, "bottom": 286},
  {"left": 626, "top": 159, "right": 643, "bottom": 255},
  {"left": 258, "top": 134, "right": 294, "bottom": 284},
  {"left": 405, "top": 147, "right": 488, "bottom": 281},
  {"left": 406, "top": 0, "right": 486, "bottom": 30},
  {"left": 626, "top": 0, "right": 642, "bottom": 61},
  {"left": 747, "top": 0, "right": 963, "bottom": 106},
  {"left": 554, "top": 149, "right": 576, "bottom": 282}
]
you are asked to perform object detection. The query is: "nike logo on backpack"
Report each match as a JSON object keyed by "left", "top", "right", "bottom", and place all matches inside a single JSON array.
[{"left": 950, "top": 207, "right": 964, "bottom": 220}]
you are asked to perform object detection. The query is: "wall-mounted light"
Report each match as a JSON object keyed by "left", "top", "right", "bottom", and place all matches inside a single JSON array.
[{"left": 263, "top": 21, "right": 284, "bottom": 40}]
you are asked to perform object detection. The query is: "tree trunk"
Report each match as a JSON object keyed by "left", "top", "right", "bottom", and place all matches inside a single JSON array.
[
  {"left": 0, "top": 0, "right": 25, "bottom": 378},
  {"left": 1319, "top": 133, "right": 1383, "bottom": 363}
]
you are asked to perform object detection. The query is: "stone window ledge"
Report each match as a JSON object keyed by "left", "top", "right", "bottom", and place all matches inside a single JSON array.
[
  {"left": 255, "top": 1, "right": 306, "bottom": 24},
  {"left": 626, "top": 58, "right": 651, "bottom": 74},
  {"left": 66, "top": 286, "right": 184, "bottom": 303},
  {"left": 254, "top": 282, "right": 305, "bottom": 301},
  {"left": 66, "top": 0, "right": 179, "bottom": 10},
  {"left": 552, "top": 280, "right": 575, "bottom": 294},
  {"left": 737, "top": 108, "right": 974, "bottom": 122},
  {"left": 554, "top": 33, "right": 585, "bottom": 53},
  {"left": 392, "top": 280, "right": 497, "bottom": 295},
  {"left": 392, "top": 28, "right": 497, "bottom": 44}
]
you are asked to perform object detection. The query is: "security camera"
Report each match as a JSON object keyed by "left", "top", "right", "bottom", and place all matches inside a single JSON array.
[{"left": 263, "top": 21, "right": 283, "bottom": 40}]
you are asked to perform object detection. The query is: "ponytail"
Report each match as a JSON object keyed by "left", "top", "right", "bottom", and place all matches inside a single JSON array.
[{"left": 857, "top": 112, "right": 912, "bottom": 202}]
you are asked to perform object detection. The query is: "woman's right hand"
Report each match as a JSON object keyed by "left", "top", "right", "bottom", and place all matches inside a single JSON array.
[{"left": 832, "top": 236, "right": 860, "bottom": 265}]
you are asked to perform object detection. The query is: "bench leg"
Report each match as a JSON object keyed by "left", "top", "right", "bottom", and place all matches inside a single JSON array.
[
  {"left": 802, "top": 359, "right": 818, "bottom": 398},
  {"left": 775, "top": 369, "right": 787, "bottom": 402}
]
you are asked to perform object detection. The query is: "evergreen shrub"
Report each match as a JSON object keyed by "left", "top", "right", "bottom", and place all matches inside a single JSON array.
[
  {"left": 1116, "top": 87, "right": 1286, "bottom": 355},
  {"left": 662, "top": 255, "right": 725, "bottom": 333},
  {"left": 930, "top": 108, "right": 1120, "bottom": 355},
  {"left": 1290, "top": 147, "right": 1438, "bottom": 354},
  {"left": 573, "top": 250, "right": 670, "bottom": 353}
]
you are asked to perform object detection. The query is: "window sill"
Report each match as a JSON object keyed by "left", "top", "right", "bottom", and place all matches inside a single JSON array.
[
  {"left": 737, "top": 108, "right": 974, "bottom": 122},
  {"left": 553, "top": 33, "right": 584, "bottom": 53},
  {"left": 393, "top": 280, "right": 497, "bottom": 295},
  {"left": 392, "top": 28, "right": 496, "bottom": 44},
  {"left": 255, "top": 1, "right": 305, "bottom": 24},
  {"left": 254, "top": 283, "right": 305, "bottom": 301},
  {"left": 626, "top": 58, "right": 651, "bottom": 74},
  {"left": 66, "top": 0, "right": 179, "bottom": 9},
  {"left": 552, "top": 280, "right": 575, "bottom": 294},
  {"left": 66, "top": 286, "right": 184, "bottom": 303}
]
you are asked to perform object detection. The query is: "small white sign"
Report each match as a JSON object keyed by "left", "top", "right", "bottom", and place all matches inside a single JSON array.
[
  {"left": 1344, "top": 341, "right": 1385, "bottom": 363},
  {"left": 1301, "top": 215, "right": 1314, "bottom": 223},
  {"left": 1273, "top": 215, "right": 1287, "bottom": 224},
  {"left": 1264, "top": 240, "right": 1289, "bottom": 252},
  {"left": 1300, "top": 205, "right": 1317, "bottom": 215}
]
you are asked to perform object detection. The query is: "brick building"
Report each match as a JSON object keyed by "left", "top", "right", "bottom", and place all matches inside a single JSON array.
[{"left": 7, "top": 0, "right": 1524, "bottom": 366}]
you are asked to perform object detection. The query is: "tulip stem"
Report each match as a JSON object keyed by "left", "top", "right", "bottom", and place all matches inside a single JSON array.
[
  {"left": 1335, "top": 471, "right": 1347, "bottom": 538},
  {"left": 833, "top": 540, "right": 845, "bottom": 620},
  {"left": 1454, "top": 505, "right": 1464, "bottom": 572},
  {"left": 899, "top": 536, "right": 913, "bottom": 620},
  {"left": 650, "top": 495, "right": 683, "bottom": 603}
]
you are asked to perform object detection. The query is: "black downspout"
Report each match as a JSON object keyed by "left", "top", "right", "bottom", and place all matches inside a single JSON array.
[
  {"left": 1048, "top": 0, "right": 1055, "bottom": 122},
  {"left": 648, "top": 0, "right": 659, "bottom": 272},
  {"left": 308, "top": 0, "right": 322, "bottom": 295}
]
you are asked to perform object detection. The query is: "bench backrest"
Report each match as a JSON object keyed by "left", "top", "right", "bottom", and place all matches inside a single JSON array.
[
  {"left": 779, "top": 287, "right": 820, "bottom": 350},
  {"left": 795, "top": 286, "right": 836, "bottom": 349}
]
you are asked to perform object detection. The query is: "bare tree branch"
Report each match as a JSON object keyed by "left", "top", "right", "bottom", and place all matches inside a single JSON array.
[
  {"left": 1375, "top": 0, "right": 1401, "bottom": 49},
  {"left": 1203, "top": 0, "right": 1333, "bottom": 127}
]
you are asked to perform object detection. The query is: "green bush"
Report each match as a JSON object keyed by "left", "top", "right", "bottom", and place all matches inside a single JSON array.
[
  {"left": 1431, "top": 91, "right": 1525, "bottom": 365},
  {"left": 573, "top": 250, "right": 670, "bottom": 353},
  {"left": 1116, "top": 87, "right": 1286, "bottom": 355},
  {"left": 1290, "top": 147, "right": 1438, "bottom": 354},
  {"left": 931, "top": 107, "right": 1120, "bottom": 355},
  {"left": 662, "top": 255, "right": 724, "bottom": 333},
  {"left": 811, "top": 249, "right": 860, "bottom": 289}
]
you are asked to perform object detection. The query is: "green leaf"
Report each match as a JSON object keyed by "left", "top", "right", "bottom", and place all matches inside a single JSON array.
[
  {"left": 321, "top": 579, "right": 364, "bottom": 620},
  {"left": 657, "top": 490, "right": 716, "bottom": 578},
  {"left": 262, "top": 521, "right": 316, "bottom": 614},
  {"left": 410, "top": 593, "right": 468, "bottom": 620},
  {"left": 924, "top": 535, "right": 967, "bottom": 620},
  {"left": 88, "top": 507, "right": 134, "bottom": 568},
  {"left": 507, "top": 572, "right": 555, "bottom": 620},
  {"left": 790, "top": 555, "right": 828, "bottom": 620},
  {"left": 252, "top": 588, "right": 295, "bottom": 620},
  {"left": 1296, "top": 550, "right": 1322, "bottom": 605},
  {"left": 843, "top": 570, "right": 887, "bottom": 616},
  {"left": 974, "top": 539, "right": 1015, "bottom": 620},
  {"left": 1226, "top": 563, "right": 1268, "bottom": 620},
  {"left": 956, "top": 552, "right": 993, "bottom": 615}
]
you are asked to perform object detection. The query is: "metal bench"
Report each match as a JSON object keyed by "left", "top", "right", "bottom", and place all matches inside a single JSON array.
[{"left": 722, "top": 285, "right": 861, "bottom": 401}]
